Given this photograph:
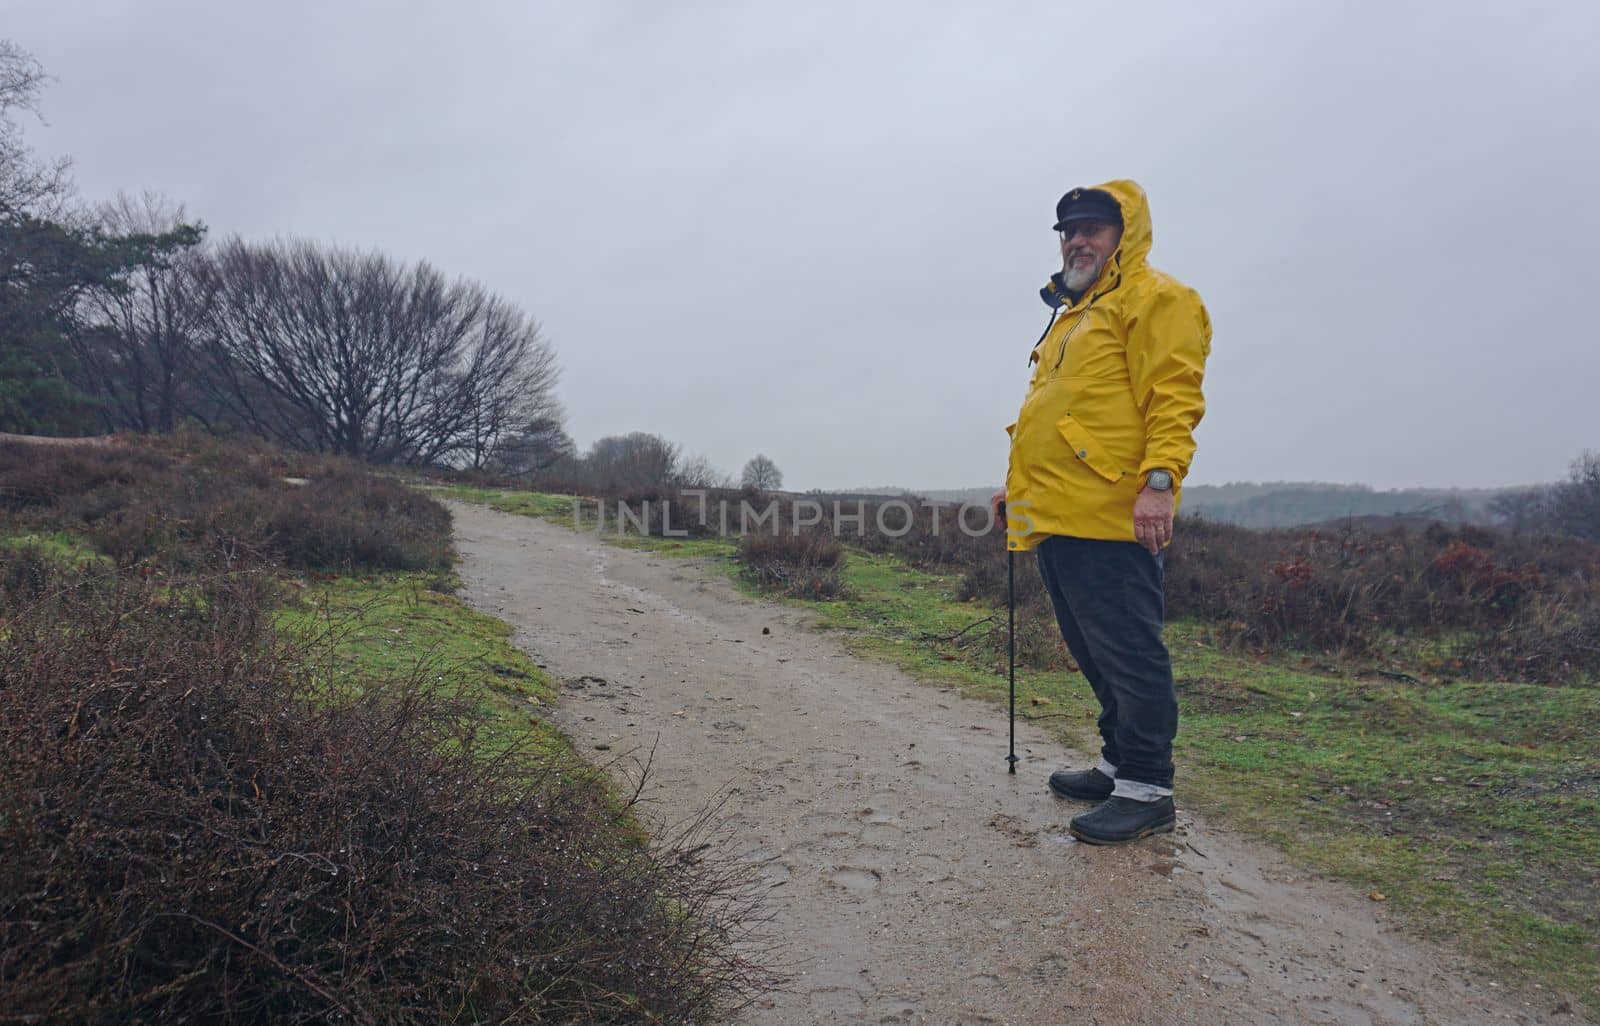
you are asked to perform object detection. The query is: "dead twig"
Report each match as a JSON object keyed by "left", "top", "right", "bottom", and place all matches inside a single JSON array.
[
  {"left": 624, "top": 734, "right": 660, "bottom": 810},
  {"left": 920, "top": 615, "right": 996, "bottom": 643}
]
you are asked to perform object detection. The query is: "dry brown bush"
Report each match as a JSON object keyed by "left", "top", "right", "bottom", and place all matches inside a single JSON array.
[
  {"left": 0, "top": 433, "right": 453, "bottom": 572},
  {"left": 737, "top": 530, "right": 849, "bottom": 600},
  {"left": 0, "top": 554, "right": 776, "bottom": 1024}
]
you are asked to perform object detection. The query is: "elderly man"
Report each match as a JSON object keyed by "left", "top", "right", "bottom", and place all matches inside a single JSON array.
[{"left": 994, "top": 179, "right": 1212, "bottom": 845}]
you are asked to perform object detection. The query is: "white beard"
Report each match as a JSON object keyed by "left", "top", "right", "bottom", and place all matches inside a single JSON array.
[{"left": 1062, "top": 254, "right": 1104, "bottom": 292}]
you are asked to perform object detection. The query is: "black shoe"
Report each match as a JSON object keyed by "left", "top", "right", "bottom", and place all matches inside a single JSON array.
[
  {"left": 1069, "top": 796, "right": 1176, "bottom": 845},
  {"left": 1047, "top": 766, "right": 1115, "bottom": 801}
]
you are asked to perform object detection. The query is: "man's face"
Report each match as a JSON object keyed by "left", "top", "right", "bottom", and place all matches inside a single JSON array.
[{"left": 1059, "top": 220, "right": 1121, "bottom": 291}]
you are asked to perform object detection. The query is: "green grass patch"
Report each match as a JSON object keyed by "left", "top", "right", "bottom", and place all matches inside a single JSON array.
[
  {"left": 615, "top": 535, "right": 732, "bottom": 557},
  {"left": 274, "top": 572, "right": 568, "bottom": 764},
  {"left": 1, "top": 530, "right": 111, "bottom": 569},
  {"left": 429, "top": 483, "right": 577, "bottom": 523}
]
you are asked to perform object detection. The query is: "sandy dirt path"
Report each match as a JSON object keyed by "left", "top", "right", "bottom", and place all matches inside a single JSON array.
[{"left": 450, "top": 501, "right": 1578, "bottom": 1026}]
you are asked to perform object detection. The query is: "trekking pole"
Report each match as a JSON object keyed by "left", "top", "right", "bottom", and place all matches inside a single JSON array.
[{"left": 1007, "top": 547, "right": 1018, "bottom": 774}]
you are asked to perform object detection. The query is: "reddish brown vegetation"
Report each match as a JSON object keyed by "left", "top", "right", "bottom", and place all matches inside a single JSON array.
[{"left": 1156, "top": 519, "right": 1600, "bottom": 681}]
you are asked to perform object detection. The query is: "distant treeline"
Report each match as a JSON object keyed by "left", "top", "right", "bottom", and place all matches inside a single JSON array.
[{"left": 1179, "top": 483, "right": 1508, "bottom": 528}]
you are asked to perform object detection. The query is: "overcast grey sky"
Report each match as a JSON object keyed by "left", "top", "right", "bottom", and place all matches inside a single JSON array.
[{"left": 10, "top": 0, "right": 1599, "bottom": 490}]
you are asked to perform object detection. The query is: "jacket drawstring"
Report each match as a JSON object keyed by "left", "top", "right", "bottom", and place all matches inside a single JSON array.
[{"left": 1029, "top": 309, "right": 1057, "bottom": 363}]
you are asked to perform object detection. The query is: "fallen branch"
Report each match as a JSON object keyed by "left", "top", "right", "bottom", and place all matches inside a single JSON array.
[{"left": 920, "top": 615, "right": 996, "bottom": 643}]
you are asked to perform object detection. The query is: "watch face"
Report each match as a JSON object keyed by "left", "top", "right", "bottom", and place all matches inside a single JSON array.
[{"left": 1148, "top": 471, "right": 1172, "bottom": 490}]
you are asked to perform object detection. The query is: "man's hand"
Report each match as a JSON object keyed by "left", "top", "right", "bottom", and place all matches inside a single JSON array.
[
  {"left": 1133, "top": 486, "right": 1175, "bottom": 555},
  {"left": 990, "top": 488, "right": 1007, "bottom": 523}
]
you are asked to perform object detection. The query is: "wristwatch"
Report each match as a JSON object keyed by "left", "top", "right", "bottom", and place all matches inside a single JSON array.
[{"left": 1144, "top": 470, "right": 1174, "bottom": 492}]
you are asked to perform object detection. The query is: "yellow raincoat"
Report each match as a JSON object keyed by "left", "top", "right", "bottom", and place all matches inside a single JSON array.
[{"left": 1005, "top": 179, "right": 1211, "bottom": 551}]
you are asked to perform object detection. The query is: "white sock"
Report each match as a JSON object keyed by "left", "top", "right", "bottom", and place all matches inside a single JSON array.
[{"left": 1111, "top": 778, "right": 1174, "bottom": 802}]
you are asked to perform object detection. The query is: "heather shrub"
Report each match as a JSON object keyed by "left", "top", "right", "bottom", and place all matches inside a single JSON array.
[
  {"left": 853, "top": 498, "right": 1007, "bottom": 571},
  {"left": 0, "top": 439, "right": 176, "bottom": 512},
  {"left": 1164, "top": 518, "right": 1600, "bottom": 679},
  {"left": 0, "top": 555, "right": 773, "bottom": 1024},
  {"left": 0, "top": 436, "right": 453, "bottom": 572},
  {"left": 0, "top": 540, "right": 70, "bottom": 601},
  {"left": 1460, "top": 599, "right": 1600, "bottom": 683},
  {"left": 737, "top": 530, "right": 849, "bottom": 599},
  {"left": 951, "top": 546, "right": 1080, "bottom": 671},
  {"left": 198, "top": 469, "right": 454, "bottom": 571},
  {"left": 604, "top": 486, "right": 728, "bottom": 538}
]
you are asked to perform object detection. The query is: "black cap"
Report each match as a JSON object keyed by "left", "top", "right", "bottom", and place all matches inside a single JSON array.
[{"left": 1053, "top": 187, "right": 1122, "bottom": 231}]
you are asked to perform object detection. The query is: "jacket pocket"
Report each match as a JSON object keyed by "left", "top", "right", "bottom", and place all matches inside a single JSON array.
[{"left": 1057, "top": 415, "right": 1125, "bottom": 484}]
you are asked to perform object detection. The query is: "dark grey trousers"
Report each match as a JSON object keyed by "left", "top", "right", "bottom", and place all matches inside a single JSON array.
[{"left": 1035, "top": 535, "right": 1177, "bottom": 791}]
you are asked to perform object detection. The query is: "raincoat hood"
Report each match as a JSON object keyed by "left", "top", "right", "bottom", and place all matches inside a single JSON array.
[{"left": 1040, "top": 179, "right": 1154, "bottom": 310}]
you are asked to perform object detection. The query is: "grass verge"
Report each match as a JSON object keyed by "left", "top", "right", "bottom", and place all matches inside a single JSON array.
[
  {"left": 272, "top": 571, "right": 656, "bottom": 845},
  {"left": 274, "top": 572, "right": 565, "bottom": 760},
  {"left": 428, "top": 482, "right": 577, "bottom": 522}
]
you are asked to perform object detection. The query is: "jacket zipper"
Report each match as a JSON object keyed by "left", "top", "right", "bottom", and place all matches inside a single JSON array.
[{"left": 1052, "top": 299, "right": 1097, "bottom": 370}]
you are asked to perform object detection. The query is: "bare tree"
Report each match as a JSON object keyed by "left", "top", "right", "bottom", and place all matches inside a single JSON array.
[
  {"left": 1487, "top": 487, "right": 1552, "bottom": 534},
  {"left": 583, "top": 432, "right": 681, "bottom": 493},
  {"left": 1, "top": 40, "right": 83, "bottom": 433},
  {"left": 677, "top": 452, "right": 730, "bottom": 489},
  {"left": 741, "top": 454, "right": 783, "bottom": 492},
  {"left": 75, "top": 192, "right": 208, "bottom": 432},
  {"left": 1549, "top": 452, "right": 1600, "bottom": 543},
  {"left": 195, "top": 237, "right": 559, "bottom": 464},
  {"left": 485, "top": 407, "right": 576, "bottom": 478},
  {"left": 442, "top": 297, "right": 562, "bottom": 470},
  {"left": 0, "top": 40, "right": 71, "bottom": 220}
]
